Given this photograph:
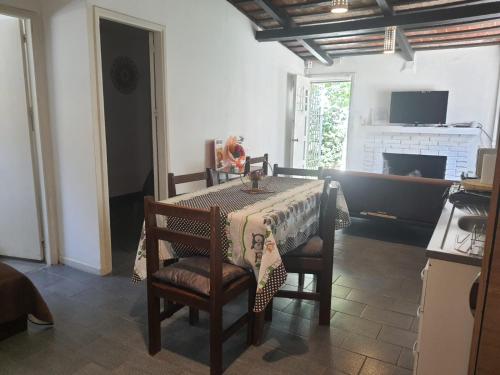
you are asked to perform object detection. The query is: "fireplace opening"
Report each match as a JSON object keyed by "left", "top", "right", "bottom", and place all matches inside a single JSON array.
[{"left": 383, "top": 153, "right": 447, "bottom": 179}]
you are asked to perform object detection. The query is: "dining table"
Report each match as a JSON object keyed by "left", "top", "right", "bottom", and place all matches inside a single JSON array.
[{"left": 133, "top": 175, "right": 350, "bottom": 315}]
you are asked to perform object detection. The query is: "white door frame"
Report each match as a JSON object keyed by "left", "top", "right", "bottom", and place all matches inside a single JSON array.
[
  {"left": 306, "top": 73, "right": 355, "bottom": 170},
  {"left": 0, "top": 5, "right": 59, "bottom": 265},
  {"left": 90, "top": 6, "right": 170, "bottom": 274}
]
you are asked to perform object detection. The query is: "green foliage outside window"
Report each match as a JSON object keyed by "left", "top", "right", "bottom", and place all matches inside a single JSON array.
[{"left": 307, "top": 81, "right": 351, "bottom": 169}]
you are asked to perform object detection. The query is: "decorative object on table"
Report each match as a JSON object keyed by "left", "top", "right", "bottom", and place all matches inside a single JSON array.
[
  {"left": 244, "top": 154, "right": 269, "bottom": 176},
  {"left": 250, "top": 170, "right": 262, "bottom": 189},
  {"left": 240, "top": 169, "right": 274, "bottom": 194},
  {"left": 110, "top": 56, "right": 139, "bottom": 94},
  {"left": 223, "top": 136, "right": 246, "bottom": 173}
]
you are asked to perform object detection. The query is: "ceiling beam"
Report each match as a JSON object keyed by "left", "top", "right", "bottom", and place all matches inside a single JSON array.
[
  {"left": 395, "top": 28, "right": 415, "bottom": 61},
  {"left": 255, "top": 2, "right": 500, "bottom": 42},
  {"left": 375, "top": 0, "right": 393, "bottom": 16},
  {"left": 254, "top": 0, "right": 293, "bottom": 28},
  {"left": 375, "top": 0, "right": 415, "bottom": 61},
  {"left": 253, "top": 0, "right": 333, "bottom": 65}
]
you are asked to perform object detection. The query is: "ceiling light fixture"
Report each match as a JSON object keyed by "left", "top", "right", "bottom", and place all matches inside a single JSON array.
[
  {"left": 384, "top": 26, "right": 397, "bottom": 54},
  {"left": 331, "top": 0, "right": 348, "bottom": 14}
]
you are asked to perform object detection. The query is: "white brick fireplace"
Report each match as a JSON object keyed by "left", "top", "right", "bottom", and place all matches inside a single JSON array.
[{"left": 362, "top": 126, "right": 482, "bottom": 180}]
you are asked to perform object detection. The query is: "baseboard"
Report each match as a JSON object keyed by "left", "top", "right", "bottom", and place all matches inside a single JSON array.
[{"left": 60, "top": 256, "right": 102, "bottom": 275}]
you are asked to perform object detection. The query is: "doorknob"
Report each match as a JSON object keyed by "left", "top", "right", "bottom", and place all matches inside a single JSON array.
[{"left": 292, "top": 138, "right": 299, "bottom": 142}]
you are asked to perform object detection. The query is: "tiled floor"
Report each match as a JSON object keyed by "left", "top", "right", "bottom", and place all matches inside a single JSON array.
[{"left": 1, "top": 220, "right": 427, "bottom": 374}]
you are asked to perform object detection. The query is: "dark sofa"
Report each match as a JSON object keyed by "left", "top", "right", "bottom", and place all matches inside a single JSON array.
[{"left": 323, "top": 169, "right": 453, "bottom": 227}]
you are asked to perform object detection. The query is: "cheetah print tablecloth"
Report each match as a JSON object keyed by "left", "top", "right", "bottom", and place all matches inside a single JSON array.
[{"left": 133, "top": 176, "right": 350, "bottom": 312}]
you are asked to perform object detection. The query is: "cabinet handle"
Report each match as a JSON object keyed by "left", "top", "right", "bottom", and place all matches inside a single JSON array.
[
  {"left": 420, "top": 267, "right": 427, "bottom": 281},
  {"left": 469, "top": 272, "right": 481, "bottom": 317},
  {"left": 416, "top": 305, "right": 422, "bottom": 317}
]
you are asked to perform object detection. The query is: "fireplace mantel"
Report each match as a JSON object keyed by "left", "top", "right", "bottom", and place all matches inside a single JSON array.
[{"left": 363, "top": 125, "right": 481, "bottom": 136}]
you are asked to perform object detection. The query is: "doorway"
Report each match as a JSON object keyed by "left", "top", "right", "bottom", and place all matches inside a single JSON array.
[
  {"left": 0, "top": 14, "right": 44, "bottom": 261},
  {"left": 306, "top": 79, "right": 352, "bottom": 170},
  {"left": 99, "top": 19, "right": 156, "bottom": 273}
]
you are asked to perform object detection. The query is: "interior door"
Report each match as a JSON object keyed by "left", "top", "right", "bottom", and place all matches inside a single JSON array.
[
  {"left": 0, "top": 15, "right": 43, "bottom": 260},
  {"left": 291, "top": 75, "right": 311, "bottom": 169}
]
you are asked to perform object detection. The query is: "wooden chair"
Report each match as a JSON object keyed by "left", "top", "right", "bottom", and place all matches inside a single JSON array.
[
  {"left": 144, "top": 197, "right": 256, "bottom": 375},
  {"left": 272, "top": 164, "right": 323, "bottom": 287},
  {"left": 167, "top": 169, "right": 214, "bottom": 198},
  {"left": 206, "top": 168, "right": 230, "bottom": 186},
  {"left": 244, "top": 154, "right": 269, "bottom": 175},
  {"left": 265, "top": 180, "right": 337, "bottom": 326},
  {"left": 272, "top": 164, "right": 323, "bottom": 179}
]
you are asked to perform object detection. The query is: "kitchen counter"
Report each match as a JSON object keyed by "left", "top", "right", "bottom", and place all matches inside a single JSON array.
[{"left": 426, "top": 201, "right": 483, "bottom": 267}]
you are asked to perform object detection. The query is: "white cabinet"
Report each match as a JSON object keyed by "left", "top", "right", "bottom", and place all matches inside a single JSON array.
[{"left": 414, "top": 258, "right": 480, "bottom": 375}]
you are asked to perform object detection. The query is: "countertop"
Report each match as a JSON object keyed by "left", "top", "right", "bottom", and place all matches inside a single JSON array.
[{"left": 426, "top": 201, "right": 483, "bottom": 267}]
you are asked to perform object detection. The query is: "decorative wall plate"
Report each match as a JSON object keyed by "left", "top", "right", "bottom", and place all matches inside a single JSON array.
[{"left": 110, "top": 56, "right": 139, "bottom": 94}]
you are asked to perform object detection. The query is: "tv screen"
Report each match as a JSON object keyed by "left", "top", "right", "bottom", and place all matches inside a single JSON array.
[{"left": 390, "top": 91, "right": 449, "bottom": 125}]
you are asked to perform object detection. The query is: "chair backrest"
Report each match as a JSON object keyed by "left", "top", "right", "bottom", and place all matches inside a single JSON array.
[
  {"left": 272, "top": 164, "right": 323, "bottom": 179},
  {"left": 319, "top": 180, "right": 337, "bottom": 262},
  {"left": 167, "top": 170, "right": 213, "bottom": 198},
  {"left": 144, "top": 196, "right": 223, "bottom": 294},
  {"left": 206, "top": 168, "right": 230, "bottom": 186},
  {"left": 244, "top": 153, "right": 269, "bottom": 175}
]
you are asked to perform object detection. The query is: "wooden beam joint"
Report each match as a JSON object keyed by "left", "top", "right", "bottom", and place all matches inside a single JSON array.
[
  {"left": 375, "top": 0, "right": 414, "bottom": 61},
  {"left": 253, "top": 0, "right": 333, "bottom": 65}
]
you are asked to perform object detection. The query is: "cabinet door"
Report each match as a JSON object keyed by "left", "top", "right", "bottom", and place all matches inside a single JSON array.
[
  {"left": 417, "top": 259, "right": 479, "bottom": 375},
  {"left": 0, "top": 16, "right": 43, "bottom": 260}
]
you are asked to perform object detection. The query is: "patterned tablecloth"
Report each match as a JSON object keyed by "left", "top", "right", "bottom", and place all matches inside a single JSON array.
[{"left": 133, "top": 176, "right": 350, "bottom": 312}]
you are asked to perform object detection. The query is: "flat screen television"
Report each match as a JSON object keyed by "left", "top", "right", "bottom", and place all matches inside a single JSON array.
[{"left": 389, "top": 91, "right": 449, "bottom": 125}]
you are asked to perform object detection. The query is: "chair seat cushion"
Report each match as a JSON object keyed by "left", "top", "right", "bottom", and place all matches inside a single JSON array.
[
  {"left": 285, "top": 236, "right": 323, "bottom": 258},
  {"left": 152, "top": 257, "right": 249, "bottom": 296}
]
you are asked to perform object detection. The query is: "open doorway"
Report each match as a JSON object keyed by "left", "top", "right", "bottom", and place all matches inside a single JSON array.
[
  {"left": 288, "top": 75, "right": 352, "bottom": 170},
  {"left": 306, "top": 79, "right": 352, "bottom": 170},
  {"left": 0, "top": 14, "right": 44, "bottom": 263},
  {"left": 99, "top": 19, "right": 156, "bottom": 274}
]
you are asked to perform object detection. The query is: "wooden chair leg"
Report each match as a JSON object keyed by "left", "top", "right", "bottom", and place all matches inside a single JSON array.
[
  {"left": 316, "top": 275, "right": 321, "bottom": 293},
  {"left": 148, "top": 289, "right": 161, "bottom": 355},
  {"left": 253, "top": 311, "right": 265, "bottom": 346},
  {"left": 210, "top": 304, "right": 223, "bottom": 375},
  {"left": 318, "top": 271, "right": 332, "bottom": 326},
  {"left": 298, "top": 273, "right": 305, "bottom": 289},
  {"left": 247, "top": 284, "right": 256, "bottom": 346},
  {"left": 264, "top": 299, "right": 273, "bottom": 322},
  {"left": 189, "top": 307, "right": 199, "bottom": 326}
]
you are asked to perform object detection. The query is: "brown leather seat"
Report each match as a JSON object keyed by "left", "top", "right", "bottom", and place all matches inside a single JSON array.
[
  {"left": 153, "top": 257, "right": 249, "bottom": 296},
  {"left": 285, "top": 236, "right": 323, "bottom": 258}
]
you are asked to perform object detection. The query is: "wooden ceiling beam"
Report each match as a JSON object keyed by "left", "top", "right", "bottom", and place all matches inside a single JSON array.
[
  {"left": 375, "top": 0, "right": 394, "bottom": 17},
  {"left": 253, "top": 0, "right": 333, "bottom": 65},
  {"left": 375, "top": 0, "right": 415, "bottom": 61},
  {"left": 255, "top": 2, "right": 500, "bottom": 42}
]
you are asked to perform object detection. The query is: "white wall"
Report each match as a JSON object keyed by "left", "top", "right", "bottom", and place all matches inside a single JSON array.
[
  {"left": 309, "top": 46, "right": 500, "bottom": 171},
  {"left": 5, "top": 0, "right": 303, "bottom": 273},
  {"left": 100, "top": 20, "right": 153, "bottom": 198}
]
